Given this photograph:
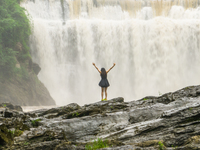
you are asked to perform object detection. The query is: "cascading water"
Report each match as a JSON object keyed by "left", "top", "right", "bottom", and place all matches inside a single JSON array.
[{"left": 21, "top": 0, "right": 200, "bottom": 106}]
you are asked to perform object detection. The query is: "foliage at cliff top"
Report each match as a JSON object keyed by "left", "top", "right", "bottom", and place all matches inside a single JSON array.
[{"left": 0, "top": 0, "right": 31, "bottom": 77}]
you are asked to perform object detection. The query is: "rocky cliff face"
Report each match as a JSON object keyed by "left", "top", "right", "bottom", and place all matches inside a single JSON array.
[
  {"left": 1, "top": 85, "right": 200, "bottom": 149},
  {"left": 0, "top": 69, "right": 55, "bottom": 106}
]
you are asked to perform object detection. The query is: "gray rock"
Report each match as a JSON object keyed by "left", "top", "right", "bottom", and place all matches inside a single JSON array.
[
  {"left": 32, "top": 62, "right": 41, "bottom": 75},
  {"left": 0, "top": 103, "right": 23, "bottom": 111},
  {"left": 2, "top": 86, "right": 200, "bottom": 149}
]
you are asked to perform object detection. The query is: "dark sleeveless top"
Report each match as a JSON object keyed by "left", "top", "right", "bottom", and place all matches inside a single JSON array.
[{"left": 99, "top": 73, "right": 110, "bottom": 87}]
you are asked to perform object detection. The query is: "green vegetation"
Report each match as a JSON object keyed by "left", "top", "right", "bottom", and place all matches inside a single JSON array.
[
  {"left": 8, "top": 130, "right": 15, "bottom": 137},
  {"left": 85, "top": 138, "right": 109, "bottom": 150},
  {"left": 143, "top": 98, "right": 148, "bottom": 101},
  {"left": 14, "top": 129, "right": 23, "bottom": 136},
  {"left": 158, "top": 141, "right": 165, "bottom": 150},
  {"left": 24, "top": 142, "right": 29, "bottom": 145},
  {"left": 0, "top": 0, "right": 31, "bottom": 78},
  {"left": 8, "top": 129, "right": 23, "bottom": 137},
  {"left": 47, "top": 135, "right": 52, "bottom": 141},
  {"left": 16, "top": 65, "right": 29, "bottom": 80},
  {"left": 72, "top": 112, "right": 80, "bottom": 117},
  {"left": 31, "top": 119, "right": 41, "bottom": 127},
  {"left": 171, "top": 145, "right": 178, "bottom": 149}
]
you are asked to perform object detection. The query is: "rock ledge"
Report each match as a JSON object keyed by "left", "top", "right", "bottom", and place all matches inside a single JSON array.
[{"left": 1, "top": 85, "right": 200, "bottom": 149}]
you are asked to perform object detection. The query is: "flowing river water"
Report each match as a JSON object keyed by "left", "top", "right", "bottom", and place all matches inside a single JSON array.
[{"left": 21, "top": 0, "right": 200, "bottom": 106}]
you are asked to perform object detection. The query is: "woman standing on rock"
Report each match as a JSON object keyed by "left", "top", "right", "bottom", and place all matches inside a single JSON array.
[{"left": 92, "top": 63, "right": 116, "bottom": 101}]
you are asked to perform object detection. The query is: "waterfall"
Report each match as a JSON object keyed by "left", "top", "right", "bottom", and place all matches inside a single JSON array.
[{"left": 21, "top": 0, "right": 200, "bottom": 106}]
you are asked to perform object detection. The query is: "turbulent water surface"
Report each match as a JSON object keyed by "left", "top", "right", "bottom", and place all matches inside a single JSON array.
[{"left": 21, "top": 0, "right": 200, "bottom": 106}]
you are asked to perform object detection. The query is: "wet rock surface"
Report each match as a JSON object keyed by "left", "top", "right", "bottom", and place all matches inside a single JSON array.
[{"left": 1, "top": 85, "right": 200, "bottom": 149}]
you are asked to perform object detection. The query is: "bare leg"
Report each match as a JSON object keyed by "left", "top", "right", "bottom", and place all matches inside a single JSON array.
[
  {"left": 105, "top": 87, "right": 107, "bottom": 100},
  {"left": 101, "top": 87, "right": 104, "bottom": 100}
]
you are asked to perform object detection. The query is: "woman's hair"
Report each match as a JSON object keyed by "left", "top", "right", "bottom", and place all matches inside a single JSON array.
[{"left": 101, "top": 68, "right": 107, "bottom": 78}]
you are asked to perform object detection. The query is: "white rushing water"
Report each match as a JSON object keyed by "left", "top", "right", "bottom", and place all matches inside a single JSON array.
[{"left": 21, "top": 0, "right": 200, "bottom": 106}]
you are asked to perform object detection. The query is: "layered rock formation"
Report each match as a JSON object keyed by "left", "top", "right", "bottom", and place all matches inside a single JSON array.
[{"left": 1, "top": 85, "right": 200, "bottom": 149}]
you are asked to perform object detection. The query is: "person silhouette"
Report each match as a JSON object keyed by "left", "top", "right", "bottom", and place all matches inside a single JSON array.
[{"left": 92, "top": 63, "right": 116, "bottom": 101}]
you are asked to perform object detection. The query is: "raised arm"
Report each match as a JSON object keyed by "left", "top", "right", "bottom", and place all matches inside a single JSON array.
[
  {"left": 92, "top": 63, "right": 101, "bottom": 74},
  {"left": 106, "top": 63, "right": 116, "bottom": 73}
]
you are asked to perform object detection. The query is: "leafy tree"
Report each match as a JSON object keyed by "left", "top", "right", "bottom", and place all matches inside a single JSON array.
[{"left": 0, "top": 0, "right": 31, "bottom": 77}]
